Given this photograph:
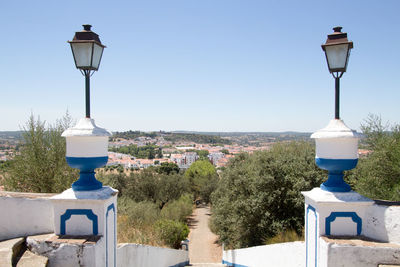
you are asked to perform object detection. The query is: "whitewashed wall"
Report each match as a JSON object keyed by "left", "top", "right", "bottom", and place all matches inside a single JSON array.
[
  {"left": 0, "top": 191, "right": 54, "bottom": 241},
  {"left": 319, "top": 236, "right": 400, "bottom": 267},
  {"left": 117, "top": 243, "right": 189, "bottom": 267},
  {"left": 364, "top": 202, "right": 400, "bottom": 244},
  {"left": 223, "top": 241, "right": 305, "bottom": 267}
]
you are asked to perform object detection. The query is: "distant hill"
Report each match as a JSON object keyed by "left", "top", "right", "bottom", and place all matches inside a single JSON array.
[
  {"left": 111, "top": 131, "right": 232, "bottom": 145},
  {"left": 163, "top": 132, "right": 231, "bottom": 145},
  {"left": 0, "top": 131, "right": 23, "bottom": 140},
  {"left": 110, "top": 130, "right": 312, "bottom": 146},
  {"left": 172, "top": 131, "right": 312, "bottom": 142},
  {"left": 111, "top": 130, "right": 157, "bottom": 140},
  {"left": 172, "top": 130, "right": 312, "bottom": 137}
]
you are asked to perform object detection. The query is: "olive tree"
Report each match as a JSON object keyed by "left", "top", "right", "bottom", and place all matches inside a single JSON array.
[
  {"left": 210, "top": 141, "right": 324, "bottom": 248},
  {"left": 347, "top": 114, "right": 400, "bottom": 201},
  {"left": 4, "top": 113, "right": 78, "bottom": 193}
]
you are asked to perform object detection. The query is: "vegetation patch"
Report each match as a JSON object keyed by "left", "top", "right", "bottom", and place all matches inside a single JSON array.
[
  {"left": 2, "top": 113, "right": 78, "bottom": 193},
  {"left": 347, "top": 114, "right": 400, "bottom": 201},
  {"left": 155, "top": 219, "right": 190, "bottom": 249},
  {"left": 210, "top": 141, "right": 324, "bottom": 249}
]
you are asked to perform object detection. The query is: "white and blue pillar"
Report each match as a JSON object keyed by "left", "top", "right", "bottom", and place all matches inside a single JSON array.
[
  {"left": 303, "top": 119, "right": 373, "bottom": 267},
  {"left": 51, "top": 118, "right": 118, "bottom": 267}
]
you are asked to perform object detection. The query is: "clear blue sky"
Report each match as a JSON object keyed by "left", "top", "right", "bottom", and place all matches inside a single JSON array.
[{"left": 0, "top": 0, "right": 399, "bottom": 132}]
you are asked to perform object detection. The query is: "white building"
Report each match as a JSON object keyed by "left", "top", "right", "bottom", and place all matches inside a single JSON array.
[
  {"left": 170, "top": 152, "right": 199, "bottom": 169},
  {"left": 208, "top": 152, "right": 225, "bottom": 166}
]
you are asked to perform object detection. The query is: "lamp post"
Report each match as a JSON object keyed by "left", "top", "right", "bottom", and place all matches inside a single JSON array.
[
  {"left": 321, "top": 26, "right": 353, "bottom": 119},
  {"left": 49, "top": 25, "right": 117, "bottom": 267},
  {"left": 303, "top": 28, "right": 374, "bottom": 266},
  {"left": 62, "top": 25, "right": 111, "bottom": 191},
  {"left": 311, "top": 27, "right": 358, "bottom": 192},
  {"left": 68, "top": 24, "right": 106, "bottom": 118}
]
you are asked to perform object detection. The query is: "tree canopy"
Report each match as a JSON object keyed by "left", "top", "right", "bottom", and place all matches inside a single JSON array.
[
  {"left": 210, "top": 141, "right": 324, "bottom": 248},
  {"left": 99, "top": 169, "right": 190, "bottom": 210},
  {"left": 185, "top": 160, "right": 218, "bottom": 203},
  {"left": 155, "top": 162, "right": 180, "bottom": 175},
  {"left": 4, "top": 113, "right": 78, "bottom": 193},
  {"left": 347, "top": 114, "right": 400, "bottom": 201}
]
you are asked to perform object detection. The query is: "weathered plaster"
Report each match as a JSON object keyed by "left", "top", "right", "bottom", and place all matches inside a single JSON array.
[
  {"left": 0, "top": 192, "right": 54, "bottom": 241},
  {"left": 222, "top": 242, "right": 305, "bottom": 267}
]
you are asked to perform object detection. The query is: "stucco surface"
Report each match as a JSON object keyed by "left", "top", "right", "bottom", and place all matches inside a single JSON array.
[
  {"left": 117, "top": 243, "right": 189, "bottom": 267},
  {"left": 364, "top": 203, "right": 400, "bottom": 244},
  {"left": 0, "top": 192, "right": 54, "bottom": 241},
  {"left": 223, "top": 241, "right": 305, "bottom": 267},
  {"left": 320, "top": 236, "right": 400, "bottom": 267}
]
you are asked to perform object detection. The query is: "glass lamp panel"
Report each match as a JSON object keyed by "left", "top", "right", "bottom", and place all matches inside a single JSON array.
[
  {"left": 325, "top": 44, "right": 350, "bottom": 71},
  {"left": 71, "top": 42, "right": 93, "bottom": 68},
  {"left": 92, "top": 43, "right": 104, "bottom": 70}
]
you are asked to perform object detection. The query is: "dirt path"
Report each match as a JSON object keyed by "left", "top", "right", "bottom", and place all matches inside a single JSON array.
[{"left": 188, "top": 205, "right": 222, "bottom": 263}]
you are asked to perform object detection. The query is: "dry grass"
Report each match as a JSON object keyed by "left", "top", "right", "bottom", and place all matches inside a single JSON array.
[
  {"left": 265, "top": 229, "right": 304, "bottom": 245},
  {"left": 117, "top": 195, "right": 193, "bottom": 247},
  {"left": 117, "top": 214, "right": 164, "bottom": 246}
]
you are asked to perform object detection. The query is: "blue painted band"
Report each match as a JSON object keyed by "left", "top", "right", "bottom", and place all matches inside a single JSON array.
[
  {"left": 60, "top": 209, "right": 98, "bottom": 235},
  {"left": 320, "top": 180, "right": 351, "bottom": 192},
  {"left": 306, "top": 205, "right": 318, "bottom": 267},
  {"left": 71, "top": 173, "right": 103, "bottom": 191},
  {"left": 316, "top": 158, "right": 357, "bottom": 192},
  {"left": 66, "top": 156, "right": 108, "bottom": 171},
  {"left": 66, "top": 156, "right": 107, "bottom": 191},
  {"left": 315, "top": 158, "right": 358, "bottom": 172},
  {"left": 222, "top": 260, "right": 248, "bottom": 267},
  {"left": 168, "top": 261, "right": 190, "bottom": 267},
  {"left": 106, "top": 203, "right": 116, "bottom": 267},
  {"left": 325, "top": 212, "right": 362, "bottom": 236}
]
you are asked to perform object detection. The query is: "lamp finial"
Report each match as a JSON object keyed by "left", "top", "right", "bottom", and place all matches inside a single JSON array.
[{"left": 82, "top": 24, "right": 92, "bottom": 31}]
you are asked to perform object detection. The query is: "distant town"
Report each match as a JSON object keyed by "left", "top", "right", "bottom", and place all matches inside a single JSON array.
[{"left": 0, "top": 130, "right": 314, "bottom": 170}]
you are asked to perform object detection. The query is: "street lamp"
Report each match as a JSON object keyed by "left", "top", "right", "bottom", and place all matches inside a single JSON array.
[
  {"left": 321, "top": 26, "right": 353, "bottom": 119},
  {"left": 68, "top": 24, "right": 106, "bottom": 118},
  {"left": 63, "top": 25, "right": 111, "bottom": 191},
  {"left": 311, "top": 27, "right": 358, "bottom": 192}
]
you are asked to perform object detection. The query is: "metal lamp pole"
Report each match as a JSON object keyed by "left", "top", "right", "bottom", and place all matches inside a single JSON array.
[
  {"left": 334, "top": 72, "right": 342, "bottom": 119},
  {"left": 84, "top": 70, "right": 91, "bottom": 118}
]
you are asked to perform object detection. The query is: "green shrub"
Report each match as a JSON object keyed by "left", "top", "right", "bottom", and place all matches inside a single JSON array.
[
  {"left": 161, "top": 194, "right": 193, "bottom": 222},
  {"left": 115, "top": 171, "right": 192, "bottom": 247},
  {"left": 211, "top": 141, "right": 324, "bottom": 248},
  {"left": 347, "top": 114, "right": 400, "bottom": 201},
  {"left": 4, "top": 113, "right": 78, "bottom": 193},
  {"left": 98, "top": 172, "right": 127, "bottom": 196},
  {"left": 155, "top": 219, "right": 190, "bottom": 248}
]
